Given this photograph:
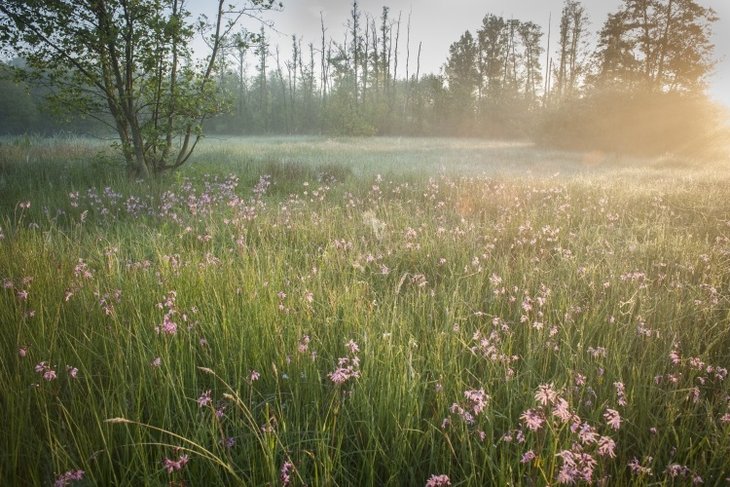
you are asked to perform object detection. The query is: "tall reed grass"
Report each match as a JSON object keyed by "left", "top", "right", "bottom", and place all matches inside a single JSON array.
[{"left": 1, "top": 136, "right": 729, "bottom": 485}]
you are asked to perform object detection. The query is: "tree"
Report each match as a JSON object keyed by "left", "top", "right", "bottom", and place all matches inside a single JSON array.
[
  {"left": 0, "top": 0, "right": 281, "bottom": 178},
  {"left": 445, "top": 30, "right": 479, "bottom": 131},
  {"left": 477, "top": 15, "right": 508, "bottom": 103},
  {"left": 591, "top": 11, "right": 639, "bottom": 89},
  {"left": 555, "top": 0, "right": 588, "bottom": 99},
  {"left": 595, "top": 0, "right": 717, "bottom": 92},
  {"left": 518, "top": 21, "right": 544, "bottom": 104}
]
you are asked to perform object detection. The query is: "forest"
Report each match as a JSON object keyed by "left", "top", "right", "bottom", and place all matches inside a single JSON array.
[{"left": 0, "top": 0, "right": 725, "bottom": 157}]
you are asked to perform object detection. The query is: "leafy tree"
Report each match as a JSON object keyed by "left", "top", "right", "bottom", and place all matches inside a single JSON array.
[
  {"left": 476, "top": 15, "right": 508, "bottom": 103},
  {"left": 0, "top": 0, "right": 280, "bottom": 177},
  {"left": 592, "top": 12, "right": 635, "bottom": 89},
  {"left": 445, "top": 30, "right": 478, "bottom": 130},
  {"left": 595, "top": 0, "right": 717, "bottom": 92}
]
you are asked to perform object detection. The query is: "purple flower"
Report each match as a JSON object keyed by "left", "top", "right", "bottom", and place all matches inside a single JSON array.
[
  {"left": 249, "top": 370, "right": 260, "bottom": 382},
  {"left": 163, "top": 453, "right": 189, "bottom": 474},
  {"left": 604, "top": 408, "right": 622, "bottom": 430},
  {"left": 669, "top": 350, "right": 681, "bottom": 365},
  {"left": 280, "top": 460, "right": 294, "bottom": 486},
  {"left": 54, "top": 469, "right": 85, "bottom": 487},
  {"left": 35, "top": 361, "right": 57, "bottom": 381},
  {"left": 535, "top": 383, "right": 558, "bottom": 406},
  {"left": 597, "top": 436, "right": 616, "bottom": 458},
  {"left": 463, "top": 389, "right": 490, "bottom": 415},
  {"left": 345, "top": 339, "right": 359, "bottom": 354},
  {"left": 552, "top": 398, "right": 572, "bottom": 423},
  {"left": 157, "top": 314, "right": 178, "bottom": 335},
  {"left": 578, "top": 422, "right": 599, "bottom": 445},
  {"left": 66, "top": 366, "right": 79, "bottom": 379},
  {"left": 425, "top": 474, "right": 451, "bottom": 487},
  {"left": 328, "top": 366, "right": 360, "bottom": 385},
  {"left": 197, "top": 390, "right": 212, "bottom": 408},
  {"left": 520, "top": 409, "right": 544, "bottom": 431},
  {"left": 521, "top": 450, "right": 536, "bottom": 464},
  {"left": 628, "top": 456, "right": 653, "bottom": 476},
  {"left": 298, "top": 335, "right": 310, "bottom": 353}
]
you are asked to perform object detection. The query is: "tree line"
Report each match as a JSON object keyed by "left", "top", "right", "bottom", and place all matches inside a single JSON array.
[
  {"left": 0, "top": 0, "right": 724, "bottom": 165},
  {"left": 209, "top": 0, "right": 723, "bottom": 154}
]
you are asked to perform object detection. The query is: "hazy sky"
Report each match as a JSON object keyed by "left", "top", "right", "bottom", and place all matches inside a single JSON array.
[{"left": 190, "top": 0, "right": 730, "bottom": 107}]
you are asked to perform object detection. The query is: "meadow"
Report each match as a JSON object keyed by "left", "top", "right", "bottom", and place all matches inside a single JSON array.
[{"left": 1, "top": 135, "right": 729, "bottom": 486}]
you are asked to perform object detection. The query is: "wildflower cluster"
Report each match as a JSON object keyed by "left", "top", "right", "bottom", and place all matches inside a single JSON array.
[
  {"left": 53, "top": 469, "right": 84, "bottom": 487},
  {"left": 328, "top": 339, "right": 361, "bottom": 386}
]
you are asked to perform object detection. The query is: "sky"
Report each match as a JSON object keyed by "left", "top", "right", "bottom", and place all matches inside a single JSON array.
[{"left": 190, "top": 0, "right": 730, "bottom": 107}]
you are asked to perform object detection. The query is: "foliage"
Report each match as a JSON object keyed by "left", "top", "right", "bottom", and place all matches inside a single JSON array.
[{"left": 0, "top": 0, "right": 280, "bottom": 177}]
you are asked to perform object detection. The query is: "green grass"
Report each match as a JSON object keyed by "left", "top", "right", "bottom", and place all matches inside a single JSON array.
[{"left": 1, "top": 135, "right": 729, "bottom": 486}]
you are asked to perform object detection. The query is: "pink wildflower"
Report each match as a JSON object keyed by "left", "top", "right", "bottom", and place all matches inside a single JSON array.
[
  {"left": 688, "top": 387, "right": 701, "bottom": 403},
  {"left": 197, "top": 390, "right": 212, "bottom": 408},
  {"left": 54, "top": 469, "right": 85, "bottom": 487},
  {"left": 345, "top": 339, "right": 359, "bottom": 354},
  {"left": 449, "top": 403, "right": 474, "bottom": 425},
  {"left": 249, "top": 370, "right": 260, "bottom": 382},
  {"left": 552, "top": 398, "right": 572, "bottom": 423},
  {"left": 520, "top": 409, "right": 545, "bottom": 431},
  {"left": 578, "top": 422, "right": 599, "bottom": 445},
  {"left": 156, "top": 314, "right": 178, "bottom": 335},
  {"left": 328, "top": 365, "right": 360, "bottom": 385},
  {"left": 597, "top": 436, "right": 617, "bottom": 458},
  {"left": 604, "top": 408, "right": 622, "bottom": 430},
  {"left": 665, "top": 463, "right": 690, "bottom": 478},
  {"left": 535, "top": 383, "right": 558, "bottom": 406},
  {"left": 521, "top": 450, "right": 536, "bottom": 464},
  {"left": 614, "top": 381, "right": 627, "bottom": 406},
  {"left": 669, "top": 350, "right": 681, "bottom": 365},
  {"left": 18, "top": 346, "right": 28, "bottom": 358},
  {"left": 463, "top": 389, "right": 489, "bottom": 416},
  {"left": 163, "top": 453, "right": 189, "bottom": 474},
  {"left": 35, "top": 362, "right": 57, "bottom": 381},
  {"left": 425, "top": 474, "right": 451, "bottom": 487},
  {"left": 66, "top": 366, "right": 79, "bottom": 379},
  {"left": 298, "top": 335, "right": 310, "bottom": 353},
  {"left": 628, "top": 457, "right": 653, "bottom": 476},
  {"left": 280, "top": 460, "right": 294, "bottom": 486},
  {"left": 556, "top": 449, "right": 597, "bottom": 484}
]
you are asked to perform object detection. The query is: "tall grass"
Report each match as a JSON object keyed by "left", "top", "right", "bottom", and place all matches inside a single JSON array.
[{"left": 1, "top": 135, "right": 729, "bottom": 485}]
